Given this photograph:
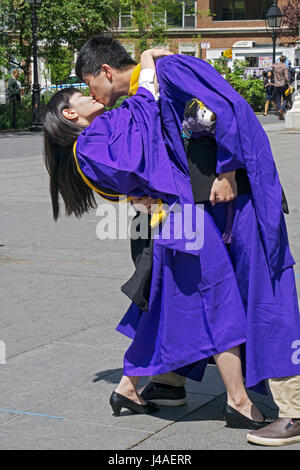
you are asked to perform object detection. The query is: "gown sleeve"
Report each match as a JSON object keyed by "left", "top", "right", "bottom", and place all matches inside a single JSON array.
[
  {"left": 156, "top": 55, "right": 247, "bottom": 174},
  {"left": 75, "top": 87, "right": 179, "bottom": 203}
]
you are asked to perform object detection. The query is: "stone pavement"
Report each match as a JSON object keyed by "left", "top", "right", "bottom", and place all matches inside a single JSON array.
[{"left": 0, "top": 115, "right": 299, "bottom": 450}]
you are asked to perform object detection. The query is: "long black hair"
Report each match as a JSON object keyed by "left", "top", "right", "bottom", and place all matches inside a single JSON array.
[{"left": 43, "top": 87, "right": 97, "bottom": 221}]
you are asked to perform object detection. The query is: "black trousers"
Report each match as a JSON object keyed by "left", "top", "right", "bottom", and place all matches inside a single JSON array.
[{"left": 274, "top": 86, "right": 287, "bottom": 113}]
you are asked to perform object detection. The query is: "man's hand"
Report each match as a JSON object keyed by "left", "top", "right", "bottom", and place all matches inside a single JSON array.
[
  {"left": 130, "top": 196, "right": 157, "bottom": 214},
  {"left": 209, "top": 171, "right": 238, "bottom": 206}
]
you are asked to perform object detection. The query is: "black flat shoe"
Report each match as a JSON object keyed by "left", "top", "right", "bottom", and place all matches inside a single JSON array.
[
  {"left": 223, "top": 404, "right": 269, "bottom": 430},
  {"left": 109, "top": 391, "right": 159, "bottom": 417}
]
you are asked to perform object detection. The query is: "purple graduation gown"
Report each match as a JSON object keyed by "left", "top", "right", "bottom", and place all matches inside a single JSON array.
[{"left": 76, "top": 72, "right": 300, "bottom": 391}]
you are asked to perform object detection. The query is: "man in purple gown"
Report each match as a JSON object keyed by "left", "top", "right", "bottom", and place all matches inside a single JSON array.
[{"left": 75, "top": 36, "right": 300, "bottom": 446}]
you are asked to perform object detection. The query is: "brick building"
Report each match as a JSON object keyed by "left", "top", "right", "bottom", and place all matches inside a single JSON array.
[
  {"left": 118, "top": 0, "right": 300, "bottom": 70},
  {"left": 1, "top": 1, "right": 299, "bottom": 104}
]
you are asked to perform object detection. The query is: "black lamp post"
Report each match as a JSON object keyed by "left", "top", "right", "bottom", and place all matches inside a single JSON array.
[
  {"left": 25, "top": 0, "right": 43, "bottom": 131},
  {"left": 265, "top": 1, "right": 284, "bottom": 65}
]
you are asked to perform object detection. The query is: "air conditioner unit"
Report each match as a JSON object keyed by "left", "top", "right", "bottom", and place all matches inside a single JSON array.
[{"left": 233, "top": 41, "right": 255, "bottom": 48}]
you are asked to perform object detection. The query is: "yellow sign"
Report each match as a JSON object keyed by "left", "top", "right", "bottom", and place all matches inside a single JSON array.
[{"left": 223, "top": 48, "right": 232, "bottom": 59}]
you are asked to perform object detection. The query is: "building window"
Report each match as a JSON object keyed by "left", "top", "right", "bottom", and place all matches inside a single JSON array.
[
  {"left": 245, "top": 57, "right": 259, "bottom": 67},
  {"left": 216, "top": 0, "right": 245, "bottom": 20},
  {"left": 119, "top": 6, "right": 132, "bottom": 29},
  {"left": 183, "top": 0, "right": 197, "bottom": 28},
  {"left": 166, "top": 1, "right": 197, "bottom": 29},
  {"left": 179, "top": 43, "right": 198, "bottom": 57},
  {"left": 119, "top": 1, "right": 196, "bottom": 30},
  {"left": 213, "top": 0, "right": 274, "bottom": 21},
  {"left": 261, "top": 0, "right": 274, "bottom": 19}
]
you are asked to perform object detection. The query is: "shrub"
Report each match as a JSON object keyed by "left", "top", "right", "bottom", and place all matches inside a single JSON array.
[
  {"left": 213, "top": 59, "right": 265, "bottom": 112},
  {"left": 0, "top": 99, "right": 32, "bottom": 130}
]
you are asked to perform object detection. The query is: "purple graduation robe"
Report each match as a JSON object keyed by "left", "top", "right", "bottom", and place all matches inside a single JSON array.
[{"left": 75, "top": 71, "right": 300, "bottom": 391}]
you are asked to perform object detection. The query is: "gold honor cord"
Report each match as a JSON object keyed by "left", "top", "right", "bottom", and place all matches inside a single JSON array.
[
  {"left": 73, "top": 141, "right": 131, "bottom": 204},
  {"left": 189, "top": 98, "right": 205, "bottom": 110},
  {"left": 73, "top": 140, "right": 167, "bottom": 227},
  {"left": 73, "top": 62, "right": 168, "bottom": 227}
]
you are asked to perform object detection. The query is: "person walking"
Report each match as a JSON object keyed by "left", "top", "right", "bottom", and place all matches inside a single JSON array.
[
  {"left": 263, "top": 70, "right": 276, "bottom": 116},
  {"left": 7, "top": 70, "right": 21, "bottom": 129},
  {"left": 272, "top": 56, "right": 290, "bottom": 120},
  {"left": 7, "top": 70, "right": 21, "bottom": 103}
]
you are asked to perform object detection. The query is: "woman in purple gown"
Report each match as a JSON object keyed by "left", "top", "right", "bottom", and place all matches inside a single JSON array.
[{"left": 42, "top": 48, "right": 300, "bottom": 428}]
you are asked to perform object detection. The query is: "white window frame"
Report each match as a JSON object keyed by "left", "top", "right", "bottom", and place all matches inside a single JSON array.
[
  {"left": 183, "top": 1, "right": 197, "bottom": 29},
  {"left": 119, "top": 6, "right": 133, "bottom": 30},
  {"left": 178, "top": 42, "right": 199, "bottom": 57}
]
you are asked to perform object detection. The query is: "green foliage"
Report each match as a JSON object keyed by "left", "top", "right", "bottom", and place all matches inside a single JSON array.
[
  {"left": 0, "top": 98, "right": 32, "bottom": 130},
  {"left": 213, "top": 59, "right": 265, "bottom": 112},
  {"left": 119, "top": 0, "right": 174, "bottom": 51},
  {"left": 213, "top": 56, "right": 231, "bottom": 76},
  {"left": 44, "top": 47, "right": 73, "bottom": 86},
  {"left": 0, "top": 0, "right": 118, "bottom": 91},
  {"left": 119, "top": 0, "right": 211, "bottom": 52}
]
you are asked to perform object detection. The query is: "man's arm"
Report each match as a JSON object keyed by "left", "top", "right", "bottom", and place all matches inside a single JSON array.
[{"left": 284, "top": 66, "right": 290, "bottom": 86}]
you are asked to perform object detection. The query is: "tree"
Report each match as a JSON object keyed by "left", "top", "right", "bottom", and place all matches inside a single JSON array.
[
  {"left": 0, "top": 0, "right": 118, "bottom": 91},
  {"left": 281, "top": 0, "right": 300, "bottom": 42},
  {"left": 0, "top": 1, "right": 33, "bottom": 92},
  {"left": 118, "top": 0, "right": 212, "bottom": 53},
  {"left": 44, "top": 47, "right": 73, "bottom": 87}
]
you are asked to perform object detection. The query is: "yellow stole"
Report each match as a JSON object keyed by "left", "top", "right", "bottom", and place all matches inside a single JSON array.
[{"left": 73, "top": 63, "right": 166, "bottom": 227}]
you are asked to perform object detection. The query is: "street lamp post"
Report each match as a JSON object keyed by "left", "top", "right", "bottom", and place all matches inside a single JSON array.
[
  {"left": 25, "top": 0, "right": 43, "bottom": 131},
  {"left": 265, "top": 1, "right": 284, "bottom": 65}
]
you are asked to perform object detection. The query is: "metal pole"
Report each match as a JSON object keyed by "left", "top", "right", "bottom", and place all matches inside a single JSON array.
[
  {"left": 272, "top": 30, "right": 277, "bottom": 64},
  {"left": 30, "top": 0, "right": 42, "bottom": 131},
  {"left": 12, "top": 96, "right": 17, "bottom": 129}
]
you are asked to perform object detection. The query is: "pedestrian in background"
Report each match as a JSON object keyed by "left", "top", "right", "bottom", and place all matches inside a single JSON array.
[
  {"left": 272, "top": 56, "right": 290, "bottom": 120},
  {"left": 7, "top": 70, "right": 21, "bottom": 104},
  {"left": 7, "top": 70, "right": 21, "bottom": 129},
  {"left": 263, "top": 70, "right": 276, "bottom": 116}
]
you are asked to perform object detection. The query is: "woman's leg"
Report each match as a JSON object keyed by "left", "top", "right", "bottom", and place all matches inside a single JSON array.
[
  {"left": 264, "top": 99, "right": 270, "bottom": 115},
  {"left": 214, "top": 346, "right": 264, "bottom": 422},
  {"left": 115, "top": 375, "right": 147, "bottom": 405}
]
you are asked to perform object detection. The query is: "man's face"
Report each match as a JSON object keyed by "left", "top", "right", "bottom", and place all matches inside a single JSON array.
[{"left": 84, "top": 66, "right": 116, "bottom": 107}]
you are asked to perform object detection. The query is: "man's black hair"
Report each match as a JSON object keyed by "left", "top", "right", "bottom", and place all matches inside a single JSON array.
[{"left": 76, "top": 35, "right": 137, "bottom": 81}]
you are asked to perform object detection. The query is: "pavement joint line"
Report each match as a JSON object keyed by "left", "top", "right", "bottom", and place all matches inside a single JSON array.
[
  {"left": 127, "top": 393, "right": 227, "bottom": 450},
  {"left": 0, "top": 412, "right": 154, "bottom": 435},
  {"left": 0, "top": 408, "right": 66, "bottom": 420},
  {"left": 61, "top": 419, "right": 155, "bottom": 434}
]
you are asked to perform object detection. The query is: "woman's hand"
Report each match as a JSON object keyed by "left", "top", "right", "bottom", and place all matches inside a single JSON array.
[{"left": 142, "top": 48, "right": 173, "bottom": 59}]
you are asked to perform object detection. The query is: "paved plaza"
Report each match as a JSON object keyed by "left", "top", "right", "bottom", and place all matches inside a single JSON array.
[{"left": 0, "top": 115, "right": 299, "bottom": 450}]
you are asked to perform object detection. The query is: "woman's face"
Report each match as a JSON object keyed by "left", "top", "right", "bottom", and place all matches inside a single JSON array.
[
  {"left": 267, "top": 71, "right": 272, "bottom": 78},
  {"left": 63, "top": 92, "right": 105, "bottom": 126}
]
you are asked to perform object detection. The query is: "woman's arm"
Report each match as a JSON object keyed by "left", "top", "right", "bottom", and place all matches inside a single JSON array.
[
  {"left": 130, "top": 48, "right": 172, "bottom": 211},
  {"left": 138, "top": 48, "right": 172, "bottom": 99},
  {"left": 140, "top": 48, "right": 172, "bottom": 71}
]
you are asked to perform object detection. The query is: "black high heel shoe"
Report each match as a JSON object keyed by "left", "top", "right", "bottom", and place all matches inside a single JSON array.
[
  {"left": 109, "top": 391, "right": 159, "bottom": 417},
  {"left": 223, "top": 404, "right": 269, "bottom": 430}
]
